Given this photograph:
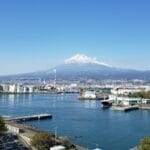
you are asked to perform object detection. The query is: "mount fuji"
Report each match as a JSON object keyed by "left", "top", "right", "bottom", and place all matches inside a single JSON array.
[
  {"left": 1, "top": 54, "right": 150, "bottom": 81},
  {"left": 64, "top": 54, "right": 111, "bottom": 66}
]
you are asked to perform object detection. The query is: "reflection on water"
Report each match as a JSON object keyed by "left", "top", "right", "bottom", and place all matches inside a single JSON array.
[
  {"left": 0, "top": 93, "right": 150, "bottom": 150},
  {"left": 84, "top": 100, "right": 97, "bottom": 109},
  {"left": 0, "top": 94, "right": 33, "bottom": 106}
]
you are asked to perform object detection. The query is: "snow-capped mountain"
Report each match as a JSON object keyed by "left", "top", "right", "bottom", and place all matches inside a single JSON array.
[
  {"left": 42, "top": 54, "right": 150, "bottom": 80},
  {"left": 1, "top": 54, "right": 150, "bottom": 81},
  {"left": 64, "top": 54, "right": 110, "bottom": 67}
]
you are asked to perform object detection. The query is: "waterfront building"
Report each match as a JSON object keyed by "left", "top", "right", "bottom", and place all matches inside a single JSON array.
[
  {"left": 1, "top": 84, "right": 9, "bottom": 93},
  {"left": 83, "top": 91, "right": 96, "bottom": 99},
  {"left": 44, "top": 84, "right": 52, "bottom": 90},
  {"left": 111, "top": 88, "right": 145, "bottom": 95},
  {"left": 142, "top": 99, "right": 150, "bottom": 104},
  {"left": 28, "top": 86, "right": 34, "bottom": 93},
  {"left": 16, "top": 84, "right": 21, "bottom": 93},
  {"left": 6, "top": 124, "right": 21, "bottom": 134},
  {"left": 0, "top": 85, "right": 3, "bottom": 92},
  {"left": 23, "top": 86, "right": 28, "bottom": 93},
  {"left": 8, "top": 84, "right": 16, "bottom": 93},
  {"left": 115, "top": 97, "right": 142, "bottom": 106},
  {"left": 16, "top": 84, "right": 26, "bottom": 93}
]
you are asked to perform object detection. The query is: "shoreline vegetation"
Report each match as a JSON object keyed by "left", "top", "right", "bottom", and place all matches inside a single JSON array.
[
  {"left": 140, "top": 136, "right": 150, "bottom": 150},
  {"left": 131, "top": 137, "right": 150, "bottom": 150},
  {"left": 128, "top": 91, "right": 150, "bottom": 99},
  {"left": 1, "top": 116, "right": 84, "bottom": 150},
  {"left": 2, "top": 115, "right": 150, "bottom": 150},
  {"left": 0, "top": 116, "right": 7, "bottom": 136}
]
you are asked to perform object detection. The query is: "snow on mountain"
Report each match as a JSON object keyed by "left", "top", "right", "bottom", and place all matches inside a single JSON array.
[
  {"left": 64, "top": 54, "right": 111, "bottom": 67},
  {"left": 1, "top": 54, "right": 150, "bottom": 81}
]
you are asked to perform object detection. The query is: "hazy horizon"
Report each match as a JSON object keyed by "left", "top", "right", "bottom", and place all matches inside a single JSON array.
[{"left": 0, "top": 53, "right": 150, "bottom": 76}]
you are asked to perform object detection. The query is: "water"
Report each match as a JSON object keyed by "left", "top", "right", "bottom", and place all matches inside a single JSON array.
[{"left": 0, "top": 93, "right": 150, "bottom": 150}]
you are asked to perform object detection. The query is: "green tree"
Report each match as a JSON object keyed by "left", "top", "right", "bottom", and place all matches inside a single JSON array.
[
  {"left": 31, "top": 132, "right": 55, "bottom": 150},
  {"left": 0, "top": 116, "right": 7, "bottom": 136},
  {"left": 140, "top": 136, "right": 150, "bottom": 150}
]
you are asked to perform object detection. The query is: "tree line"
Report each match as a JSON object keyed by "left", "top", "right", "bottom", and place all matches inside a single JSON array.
[{"left": 128, "top": 91, "right": 150, "bottom": 99}]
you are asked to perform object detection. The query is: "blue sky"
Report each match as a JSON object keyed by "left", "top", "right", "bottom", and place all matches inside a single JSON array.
[{"left": 0, "top": 0, "right": 150, "bottom": 75}]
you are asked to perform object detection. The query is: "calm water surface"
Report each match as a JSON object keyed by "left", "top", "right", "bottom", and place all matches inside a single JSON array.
[{"left": 0, "top": 94, "right": 150, "bottom": 150}]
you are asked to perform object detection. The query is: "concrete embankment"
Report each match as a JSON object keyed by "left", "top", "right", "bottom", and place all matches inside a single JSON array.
[
  {"left": 5, "top": 120, "right": 40, "bottom": 150},
  {"left": 139, "top": 104, "right": 150, "bottom": 110},
  {"left": 112, "top": 104, "right": 150, "bottom": 112},
  {"left": 112, "top": 105, "right": 139, "bottom": 112},
  {"left": 4, "top": 119, "right": 83, "bottom": 150}
]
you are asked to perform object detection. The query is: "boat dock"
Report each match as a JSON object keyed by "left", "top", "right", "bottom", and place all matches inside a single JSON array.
[
  {"left": 10, "top": 114, "right": 52, "bottom": 122},
  {"left": 113, "top": 105, "right": 139, "bottom": 112}
]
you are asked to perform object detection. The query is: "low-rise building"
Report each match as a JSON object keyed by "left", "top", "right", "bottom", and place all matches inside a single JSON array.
[
  {"left": 6, "top": 124, "right": 21, "bottom": 134},
  {"left": 111, "top": 88, "right": 145, "bottom": 95},
  {"left": 115, "top": 97, "right": 142, "bottom": 106},
  {"left": 83, "top": 91, "right": 96, "bottom": 99}
]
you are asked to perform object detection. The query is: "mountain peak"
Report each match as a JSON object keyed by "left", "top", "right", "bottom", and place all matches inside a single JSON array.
[{"left": 64, "top": 54, "right": 110, "bottom": 66}]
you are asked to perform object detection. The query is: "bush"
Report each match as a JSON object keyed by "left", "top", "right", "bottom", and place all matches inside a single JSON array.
[
  {"left": 140, "top": 136, "right": 150, "bottom": 150},
  {"left": 31, "top": 132, "right": 55, "bottom": 150},
  {"left": 0, "top": 116, "right": 7, "bottom": 136}
]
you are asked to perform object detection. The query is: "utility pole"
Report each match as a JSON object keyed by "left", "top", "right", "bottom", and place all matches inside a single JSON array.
[
  {"left": 53, "top": 69, "right": 57, "bottom": 88},
  {"left": 54, "top": 126, "right": 57, "bottom": 146}
]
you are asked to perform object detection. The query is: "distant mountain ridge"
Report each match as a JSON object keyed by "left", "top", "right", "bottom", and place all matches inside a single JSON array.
[{"left": 0, "top": 54, "right": 150, "bottom": 81}]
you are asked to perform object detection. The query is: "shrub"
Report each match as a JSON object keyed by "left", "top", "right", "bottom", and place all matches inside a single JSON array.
[
  {"left": 0, "top": 116, "right": 7, "bottom": 136},
  {"left": 31, "top": 132, "right": 55, "bottom": 150},
  {"left": 140, "top": 136, "right": 150, "bottom": 150}
]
